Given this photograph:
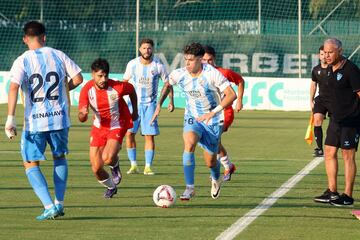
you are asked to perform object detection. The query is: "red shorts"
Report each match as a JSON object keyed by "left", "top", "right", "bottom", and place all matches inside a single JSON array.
[
  {"left": 223, "top": 108, "right": 234, "bottom": 132},
  {"left": 90, "top": 126, "right": 127, "bottom": 147}
]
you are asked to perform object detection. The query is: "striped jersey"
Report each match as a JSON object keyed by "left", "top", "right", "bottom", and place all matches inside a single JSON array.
[
  {"left": 123, "top": 56, "right": 168, "bottom": 105},
  {"left": 169, "top": 64, "right": 231, "bottom": 125},
  {"left": 78, "top": 79, "right": 134, "bottom": 130},
  {"left": 9, "top": 46, "right": 81, "bottom": 132}
]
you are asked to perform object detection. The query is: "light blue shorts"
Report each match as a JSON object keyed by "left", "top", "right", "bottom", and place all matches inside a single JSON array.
[
  {"left": 20, "top": 128, "right": 69, "bottom": 162},
  {"left": 128, "top": 103, "right": 159, "bottom": 136},
  {"left": 183, "top": 115, "right": 223, "bottom": 154}
]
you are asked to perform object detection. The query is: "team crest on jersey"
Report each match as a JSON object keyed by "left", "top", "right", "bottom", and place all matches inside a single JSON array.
[
  {"left": 198, "top": 78, "right": 206, "bottom": 86},
  {"left": 317, "top": 70, "right": 321, "bottom": 75},
  {"left": 336, "top": 73, "right": 343, "bottom": 81},
  {"left": 110, "top": 93, "right": 117, "bottom": 101},
  {"left": 150, "top": 67, "right": 158, "bottom": 76}
]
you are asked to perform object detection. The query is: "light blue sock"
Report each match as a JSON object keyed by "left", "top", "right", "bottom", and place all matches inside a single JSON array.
[
  {"left": 127, "top": 148, "right": 137, "bottom": 166},
  {"left": 210, "top": 160, "right": 221, "bottom": 180},
  {"left": 26, "top": 166, "right": 53, "bottom": 207},
  {"left": 53, "top": 159, "right": 68, "bottom": 202},
  {"left": 145, "top": 150, "right": 155, "bottom": 167},
  {"left": 183, "top": 152, "right": 195, "bottom": 185}
]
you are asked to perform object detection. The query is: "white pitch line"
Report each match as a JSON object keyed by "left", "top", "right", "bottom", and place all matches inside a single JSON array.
[{"left": 216, "top": 157, "right": 324, "bottom": 240}]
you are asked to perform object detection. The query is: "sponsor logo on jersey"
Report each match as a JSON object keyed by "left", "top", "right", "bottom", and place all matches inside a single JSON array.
[{"left": 187, "top": 90, "right": 202, "bottom": 98}]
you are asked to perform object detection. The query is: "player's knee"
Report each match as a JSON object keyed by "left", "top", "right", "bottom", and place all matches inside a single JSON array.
[{"left": 184, "top": 143, "right": 196, "bottom": 152}]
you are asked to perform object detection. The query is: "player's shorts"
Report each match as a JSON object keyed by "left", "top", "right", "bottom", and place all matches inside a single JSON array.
[
  {"left": 127, "top": 102, "right": 159, "bottom": 136},
  {"left": 223, "top": 107, "right": 234, "bottom": 132},
  {"left": 183, "top": 115, "right": 223, "bottom": 154},
  {"left": 90, "top": 126, "right": 127, "bottom": 147},
  {"left": 325, "top": 120, "right": 360, "bottom": 150},
  {"left": 313, "top": 96, "right": 331, "bottom": 117},
  {"left": 21, "top": 128, "right": 69, "bottom": 162}
]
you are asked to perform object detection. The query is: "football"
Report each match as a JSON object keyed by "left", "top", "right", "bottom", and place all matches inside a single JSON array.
[{"left": 153, "top": 185, "right": 176, "bottom": 208}]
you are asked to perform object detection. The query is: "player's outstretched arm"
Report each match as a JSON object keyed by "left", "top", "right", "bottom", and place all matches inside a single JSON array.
[
  {"left": 5, "top": 82, "right": 19, "bottom": 139},
  {"left": 68, "top": 73, "right": 84, "bottom": 90}
]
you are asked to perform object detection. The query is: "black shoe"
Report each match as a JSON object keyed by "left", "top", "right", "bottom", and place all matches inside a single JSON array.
[
  {"left": 330, "top": 193, "right": 354, "bottom": 207},
  {"left": 314, "top": 189, "right": 339, "bottom": 203},
  {"left": 104, "top": 187, "right": 117, "bottom": 199},
  {"left": 313, "top": 148, "right": 324, "bottom": 157},
  {"left": 110, "top": 163, "right": 122, "bottom": 185}
]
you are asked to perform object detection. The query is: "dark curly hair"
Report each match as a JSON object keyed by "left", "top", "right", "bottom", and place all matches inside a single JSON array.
[
  {"left": 91, "top": 58, "right": 110, "bottom": 74},
  {"left": 183, "top": 42, "right": 205, "bottom": 57}
]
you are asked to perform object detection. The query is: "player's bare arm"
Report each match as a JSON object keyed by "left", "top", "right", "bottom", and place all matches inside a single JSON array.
[
  {"left": 167, "top": 85, "right": 175, "bottom": 112},
  {"left": 196, "top": 85, "right": 236, "bottom": 124},
  {"left": 129, "top": 87, "right": 139, "bottom": 121},
  {"left": 68, "top": 73, "right": 84, "bottom": 90},
  {"left": 5, "top": 82, "right": 20, "bottom": 139},
  {"left": 310, "top": 81, "right": 317, "bottom": 111},
  {"left": 150, "top": 81, "right": 172, "bottom": 124},
  {"left": 236, "top": 79, "right": 244, "bottom": 112},
  {"left": 78, "top": 105, "right": 89, "bottom": 122}
]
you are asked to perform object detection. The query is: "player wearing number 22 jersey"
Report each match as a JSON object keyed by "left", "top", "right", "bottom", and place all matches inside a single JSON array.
[{"left": 6, "top": 21, "right": 83, "bottom": 220}]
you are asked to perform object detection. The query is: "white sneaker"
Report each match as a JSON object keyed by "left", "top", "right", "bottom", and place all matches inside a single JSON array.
[
  {"left": 211, "top": 178, "right": 222, "bottom": 199},
  {"left": 180, "top": 186, "right": 195, "bottom": 201}
]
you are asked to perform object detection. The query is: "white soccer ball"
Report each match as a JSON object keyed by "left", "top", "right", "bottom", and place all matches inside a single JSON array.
[{"left": 153, "top": 185, "right": 176, "bottom": 208}]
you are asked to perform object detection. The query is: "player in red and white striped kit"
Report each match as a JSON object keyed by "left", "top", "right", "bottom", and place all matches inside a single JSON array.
[{"left": 78, "top": 58, "right": 138, "bottom": 198}]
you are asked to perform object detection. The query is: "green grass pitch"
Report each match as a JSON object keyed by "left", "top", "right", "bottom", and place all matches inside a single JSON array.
[{"left": 0, "top": 104, "right": 359, "bottom": 239}]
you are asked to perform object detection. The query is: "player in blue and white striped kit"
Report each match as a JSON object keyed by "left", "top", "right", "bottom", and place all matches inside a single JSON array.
[
  {"left": 5, "top": 21, "right": 83, "bottom": 220},
  {"left": 123, "top": 38, "right": 174, "bottom": 175},
  {"left": 151, "top": 43, "right": 236, "bottom": 200}
]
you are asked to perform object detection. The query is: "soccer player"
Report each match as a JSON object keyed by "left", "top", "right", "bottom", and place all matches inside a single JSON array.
[
  {"left": 314, "top": 38, "right": 360, "bottom": 206},
  {"left": 309, "top": 45, "right": 329, "bottom": 157},
  {"left": 202, "top": 45, "right": 244, "bottom": 181},
  {"left": 78, "top": 58, "right": 138, "bottom": 198},
  {"left": 123, "top": 38, "right": 174, "bottom": 175},
  {"left": 151, "top": 42, "right": 236, "bottom": 200},
  {"left": 5, "top": 21, "right": 83, "bottom": 220}
]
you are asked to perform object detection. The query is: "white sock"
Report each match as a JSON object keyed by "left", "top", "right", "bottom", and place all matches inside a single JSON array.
[
  {"left": 98, "top": 178, "right": 115, "bottom": 189},
  {"left": 186, "top": 185, "right": 195, "bottom": 189},
  {"left": 54, "top": 199, "right": 64, "bottom": 206},
  {"left": 220, "top": 155, "right": 231, "bottom": 170}
]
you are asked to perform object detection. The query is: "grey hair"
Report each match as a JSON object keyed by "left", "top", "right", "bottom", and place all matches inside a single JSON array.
[{"left": 324, "top": 38, "right": 342, "bottom": 49}]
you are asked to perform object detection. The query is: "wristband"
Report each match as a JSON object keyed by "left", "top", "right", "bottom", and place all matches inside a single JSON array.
[{"left": 211, "top": 105, "right": 223, "bottom": 114}]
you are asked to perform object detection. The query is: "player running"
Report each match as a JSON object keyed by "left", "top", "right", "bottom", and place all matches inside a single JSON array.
[
  {"left": 78, "top": 58, "right": 138, "bottom": 198},
  {"left": 151, "top": 42, "right": 236, "bottom": 200}
]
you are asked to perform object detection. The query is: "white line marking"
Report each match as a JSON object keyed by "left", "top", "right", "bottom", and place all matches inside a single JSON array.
[{"left": 216, "top": 157, "right": 324, "bottom": 240}]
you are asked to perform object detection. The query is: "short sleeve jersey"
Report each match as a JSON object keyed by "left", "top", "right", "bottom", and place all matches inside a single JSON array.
[
  {"left": 327, "top": 59, "right": 360, "bottom": 124},
  {"left": 169, "top": 63, "right": 231, "bottom": 125},
  {"left": 9, "top": 46, "right": 81, "bottom": 132},
  {"left": 123, "top": 56, "right": 168, "bottom": 105},
  {"left": 78, "top": 79, "right": 134, "bottom": 130},
  {"left": 311, "top": 64, "right": 331, "bottom": 100}
]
